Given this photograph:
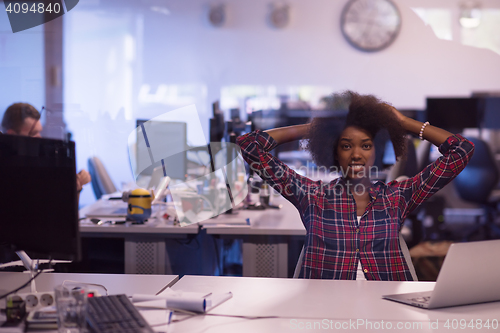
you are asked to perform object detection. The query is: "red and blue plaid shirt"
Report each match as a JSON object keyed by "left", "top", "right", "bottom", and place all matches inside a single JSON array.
[{"left": 237, "top": 130, "right": 474, "bottom": 281}]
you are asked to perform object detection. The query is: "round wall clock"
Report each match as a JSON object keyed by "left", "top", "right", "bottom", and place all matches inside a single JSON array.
[
  {"left": 208, "top": 4, "right": 225, "bottom": 28},
  {"left": 268, "top": 4, "right": 289, "bottom": 29},
  {"left": 340, "top": 0, "right": 401, "bottom": 52}
]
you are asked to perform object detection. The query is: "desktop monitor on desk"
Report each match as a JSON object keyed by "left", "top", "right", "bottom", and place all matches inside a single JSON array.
[
  {"left": 426, "top": 97, "right": 481, "bottom": 133},
  {"left": 481, "top": 97, "right": 500, "bottom": 129},
  {"left": 0, "top": 134, "right": 81, "bottom": 261},
  {"left": 135, "top": 119, "right": 187, "bottom": 181}
]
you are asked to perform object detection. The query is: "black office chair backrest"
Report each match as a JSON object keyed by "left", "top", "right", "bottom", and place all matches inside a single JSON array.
[
  {"left": 454, "top": 137, "right": 499, "bottom": 204},
  {"left": 402, "top": 137, "right": 418, "bottom": 178}
]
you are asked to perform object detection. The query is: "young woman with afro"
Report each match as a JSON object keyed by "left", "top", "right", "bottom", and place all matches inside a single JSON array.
[{"left": 236, "top": 91, "right": 474, "bottom": 280}]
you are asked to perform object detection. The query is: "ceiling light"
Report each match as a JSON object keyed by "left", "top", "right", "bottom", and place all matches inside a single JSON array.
[{"left": 151, "top": 6, "right": 170, "bottom": 15}]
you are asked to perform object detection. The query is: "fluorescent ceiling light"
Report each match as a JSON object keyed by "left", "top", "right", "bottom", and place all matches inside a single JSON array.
[
  {"left": 459, "top": 4, "right": 481, "bottom": 28},
  {"left": 151, "top": 6, "right": 170, "bottom": 15},
  {"left": 459, "top": 17, "right": 481, "bottom": 28}
]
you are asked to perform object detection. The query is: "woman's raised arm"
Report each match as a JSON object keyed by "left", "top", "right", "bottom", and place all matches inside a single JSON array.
[
  {"left": 388, "top": 105, "right": 454, "bottom": 146},
  {"left": 264, "top": 123, "right": 311, "bottom": 146}
]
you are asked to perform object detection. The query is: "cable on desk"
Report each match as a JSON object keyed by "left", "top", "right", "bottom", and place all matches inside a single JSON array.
[
  {"left": 163, "top": 308, "right": 283, "bottom": 325},
  {"left": 0, "top": 258, "right": 52, "bottom": 300},
  {"left": 165, "top": 308, "right": 414, "bottom": 326}
]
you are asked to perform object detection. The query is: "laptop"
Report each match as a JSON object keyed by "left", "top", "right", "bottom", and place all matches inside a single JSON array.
[
  {"left": 84, "top": 195, "right": 128, "bottom": 217},
  {"left": 383, "top": 239, "right": 500, "bottom": 309}
]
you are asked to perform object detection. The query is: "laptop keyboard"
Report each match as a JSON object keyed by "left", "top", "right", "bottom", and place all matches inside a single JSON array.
[
  {"left": 86, "top": 294, "right": 154, "bottom": 333},
  {"left": 410, "top": 296, "right": 431, "bottom": 304}
]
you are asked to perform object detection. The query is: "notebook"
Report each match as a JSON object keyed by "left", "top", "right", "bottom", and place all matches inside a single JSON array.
[
  {"left": 84, "top": 198, "right": 128, "bottom": 217},
  {"left": 383, "top": 239, "right": 500, "bottom": 309}
]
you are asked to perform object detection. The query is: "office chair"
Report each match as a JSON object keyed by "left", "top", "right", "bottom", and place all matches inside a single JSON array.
[
  {"left": 292, "top": 234, "right": 418, "bottom": 281},
  {"left": 386, "top": 136, "right": 419, "bottom": 183},
  {"left": 386, "top": 138, "right": 425, "bottom": 247},
  {"left": 88, "top": 156, "right": 117, "bottom": 199},
  {"left": 416, "top": 140, "right": 432, "bottom": 172},
  {"left": 453, "top": 137, "right": 500, "bottom": 240}
]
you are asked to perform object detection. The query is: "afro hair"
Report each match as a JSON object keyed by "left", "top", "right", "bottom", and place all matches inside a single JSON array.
[{"left": 305, "top": 91, "right": 407, "bottom": 168}]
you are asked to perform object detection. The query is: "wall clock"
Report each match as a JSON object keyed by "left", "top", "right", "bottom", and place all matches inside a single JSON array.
[
  {"left": 208, "top": 4, "right": 225, "bottom": 28},
  {"left": 268, "top": 3, "right": 290, "bottom": 29},
  {"left": 340, "top": 0, "right": 401, "bottom": 52}
]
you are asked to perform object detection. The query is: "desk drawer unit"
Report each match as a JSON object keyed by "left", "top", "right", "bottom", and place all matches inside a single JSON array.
[
  {"left": 242, "top": 242, "right": 288, "bottom": 278},
  {"left": 125, "top": 239, "right": 167, "bottom": 274}
]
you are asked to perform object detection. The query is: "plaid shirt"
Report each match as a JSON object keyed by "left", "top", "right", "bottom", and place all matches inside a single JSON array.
[{"left": 237, "top": 130, "right": 474, "bottom": 281}]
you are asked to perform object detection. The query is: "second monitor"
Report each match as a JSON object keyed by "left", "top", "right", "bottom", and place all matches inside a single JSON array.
[
  {"left": 135, "top": 119, "right": 187, "bottom": 181},
  {"left": 426, "top": 97, "right": 481, "bottom": 133}
]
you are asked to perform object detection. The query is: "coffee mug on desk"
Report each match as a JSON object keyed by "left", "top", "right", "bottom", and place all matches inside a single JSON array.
[{"left": 122, "top": 188, "right": 152, "bottom": 223}]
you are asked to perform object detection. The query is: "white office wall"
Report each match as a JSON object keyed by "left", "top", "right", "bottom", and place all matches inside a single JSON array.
[
  {"left": 61, "top": 0, "right": 500, "bottom": 206},
  {"left": 0, "top": 9, "right": 44, "bottom": 125},
  {"left": 136, "top": 0, "right": 500, "bottom": 107}
]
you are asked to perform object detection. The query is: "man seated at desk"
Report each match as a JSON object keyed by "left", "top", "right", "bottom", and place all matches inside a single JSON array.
[{"left": 1, "top": 102, "right": 91, "bottom": 194}]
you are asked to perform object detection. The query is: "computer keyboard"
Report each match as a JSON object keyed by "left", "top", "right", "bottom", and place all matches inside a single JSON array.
[{"left": 86, "top": 294, "right": 154, "bottom": 333}]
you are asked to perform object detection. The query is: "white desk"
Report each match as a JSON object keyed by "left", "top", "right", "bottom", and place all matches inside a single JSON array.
[
  {"left": 202, "top": 197, "right": 306, "bottom": 278},
  {"left": 203, "top": 198, "right": 305, "bottom": 236},
  {"left": 165, "top": 275, "right": 500, "bottom": 333},
  {"left": 80, "top": 196, "right": 306, "bottom": 278},
  {"left": 79, "top": 200, "right": 199, "bottom": 275},
  {"left": 0, "top": 272, "right": 179, "bottom": 296}
]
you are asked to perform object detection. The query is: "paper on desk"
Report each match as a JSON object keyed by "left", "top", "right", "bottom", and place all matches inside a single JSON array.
[
  {"left": 133, "top": 289, "right": 232, "bottom": 313},
  {"left": 101, "top": 191, "right": 123, "bottom": 200},
  {"left": 199, "top": 217, "right": 250, "bottom": 225},
  {"left": 205, "top": 291, "right": 233, "bottom": 311},
  {"left": 202, "top": 223, "right": 251, "bottom": 229}
]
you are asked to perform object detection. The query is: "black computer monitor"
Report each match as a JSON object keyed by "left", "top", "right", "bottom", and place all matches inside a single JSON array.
[
  {"left": 426, "top": 97, "right": 481, "bottom": 133},
  {"left": 0, "top": 134, "right": 80, "bottom": 260},
  {"left": 481, "top": 97, "right": 500, "bottom": 129}
]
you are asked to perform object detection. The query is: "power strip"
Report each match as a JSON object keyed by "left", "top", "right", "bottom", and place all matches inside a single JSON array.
[
  {"left": 8, "top": 289, "right": 100, "bottom": 311},
  {"left": 8, "top": 292, "right": 55, "bottom": 310}
]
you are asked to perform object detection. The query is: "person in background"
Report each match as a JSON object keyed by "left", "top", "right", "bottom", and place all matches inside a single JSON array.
[
  {"left": 237, "top": 91, "right": 474, "bottom": 281},
  {"left": 1, "top": 102, "right": 91, "bottom": 193}
]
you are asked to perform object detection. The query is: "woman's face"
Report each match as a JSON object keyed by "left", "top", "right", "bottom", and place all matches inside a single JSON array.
[{"left": 336, "top": 126, "right": 376, "bottom": 180}]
